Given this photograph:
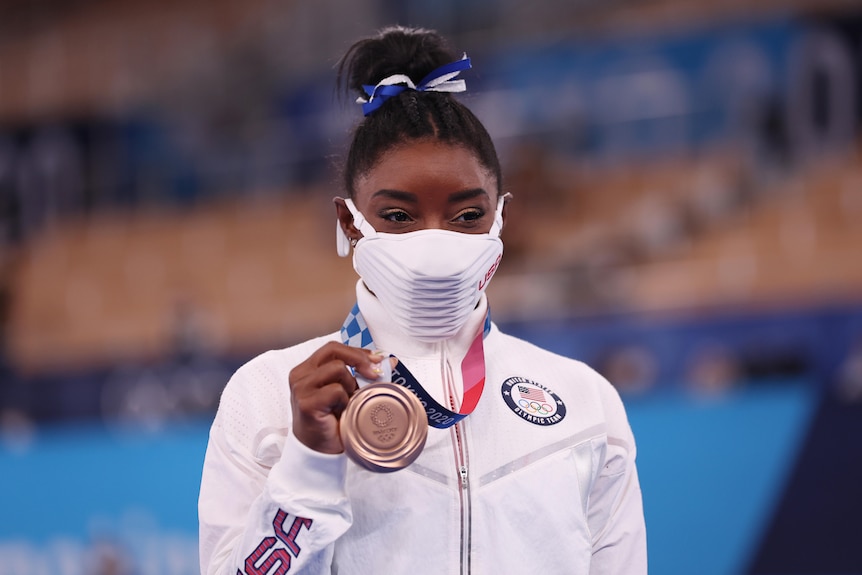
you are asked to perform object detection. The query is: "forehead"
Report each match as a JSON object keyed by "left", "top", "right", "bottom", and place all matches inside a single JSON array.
[{"left": 354, "top": 140, "right": 497, "bottom": 204}]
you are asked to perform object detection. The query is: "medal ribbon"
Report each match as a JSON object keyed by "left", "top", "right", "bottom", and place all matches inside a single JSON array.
[{"left": 340, "top": 303, "right": 490, "bottom": 429}]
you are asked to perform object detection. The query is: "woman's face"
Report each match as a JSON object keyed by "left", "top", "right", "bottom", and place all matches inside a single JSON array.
[{"left": 336, "top": 140, "right": 506, "bottom": 239}]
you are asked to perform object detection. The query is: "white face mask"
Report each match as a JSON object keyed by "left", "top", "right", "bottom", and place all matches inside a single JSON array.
[{"left": 338, "top": 197, "right": 505, "bottom": 342}]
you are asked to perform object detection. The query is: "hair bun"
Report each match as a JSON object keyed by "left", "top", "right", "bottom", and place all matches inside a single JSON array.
[{"left": 338, "top": 26, "right": 457, "bottom": 101}]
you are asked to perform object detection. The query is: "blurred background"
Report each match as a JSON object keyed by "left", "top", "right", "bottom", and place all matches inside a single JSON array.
[{"left": 1, "top": 0, "right": 861, "bottom": 573}]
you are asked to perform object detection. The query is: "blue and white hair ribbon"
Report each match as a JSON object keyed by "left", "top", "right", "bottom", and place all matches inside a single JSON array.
[{"left": 357, "top": 54, "right": 472, "bottom": 116}]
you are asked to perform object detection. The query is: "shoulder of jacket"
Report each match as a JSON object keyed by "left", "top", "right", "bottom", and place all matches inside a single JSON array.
[
  {"left": 232, "top": 333, "right": 338, "bottom": 382},
  {"left": 492, "top": 327, "right": 634, "bottom": 442},
  {"left": 211, "top": 332, "right": 339, "bottom": 454},
  {"left": 491, "top": 328, "right": 604, "bottom": 377}
]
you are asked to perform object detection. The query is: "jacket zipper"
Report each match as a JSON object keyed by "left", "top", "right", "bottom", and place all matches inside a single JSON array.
[
  {"left": 446, "top": 373, "right": 472, "bottom": 573},
  {"left": 455, "top": 424, "right": 471, "bottom": 575},
  {"left": 443, "top": 345, "right": 472, "bottom": 574}
]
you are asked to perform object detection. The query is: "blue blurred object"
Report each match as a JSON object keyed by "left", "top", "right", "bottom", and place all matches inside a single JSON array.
[
  {"left": 627, "top": 383, "right": 817, "bottom": 575},
  {"left": 0, "top": 420, "right": 210, "bottom": 574}
]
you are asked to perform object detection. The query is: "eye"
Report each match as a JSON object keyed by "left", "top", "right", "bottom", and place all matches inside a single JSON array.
[
  {"left": 379, "top": 208, "right": 413, "bottom": 223},
  {"left": 453, "top": 208, "right": 486, "bottom": 224}
]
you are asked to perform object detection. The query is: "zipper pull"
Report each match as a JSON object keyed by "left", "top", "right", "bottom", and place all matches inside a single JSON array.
[{"left": 459, "top": 465, "right": 469, "bottom": 489}]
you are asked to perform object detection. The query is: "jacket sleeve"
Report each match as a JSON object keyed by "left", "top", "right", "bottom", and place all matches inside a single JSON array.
[
  {"left": 198, "top": 352, "right": 353, "bottom": 575},
  {"left": 588, "top": 379, "right": 648, "bottom": 575}
]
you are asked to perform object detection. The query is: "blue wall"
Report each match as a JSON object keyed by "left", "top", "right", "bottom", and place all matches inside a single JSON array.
[
  {"left": 0, "top": 421, "right": 210, "bottom": 575},
  {"left": 629, "top": 384, "right": 817, "bottom": 575}
]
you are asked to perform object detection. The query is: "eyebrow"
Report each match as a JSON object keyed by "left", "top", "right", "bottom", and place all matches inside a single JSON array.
[
  {"left": 370, "top": 188, "right": 489, "bottom": 203},
  {"left": 448, "top": 188, "right": 489, "bottom": 202},
  {"left": 371, "top": 189, "right": 418, "bottom": 203}
]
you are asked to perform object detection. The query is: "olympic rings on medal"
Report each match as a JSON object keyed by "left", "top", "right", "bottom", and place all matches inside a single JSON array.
[{"left": 517, "top": 398, "right": 554, "bottom": 416}]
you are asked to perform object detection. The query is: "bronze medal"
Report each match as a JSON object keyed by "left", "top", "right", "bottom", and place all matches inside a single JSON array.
[{"left": 341, "top": 382, "right": 428, "bottom": 473}]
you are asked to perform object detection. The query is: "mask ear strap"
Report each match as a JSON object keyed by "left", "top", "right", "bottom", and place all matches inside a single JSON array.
[
  {"left": 336, "top": 198, "right": 376, "bottom": 256},
  {"left": 336, "top": 220, "right": 351, "bottom": 257},
  {"left": 488, "top": 193, "right": 510, "bottom": 237},
  {"left": 344, "top": 199, "right": 377, "bottom": 239}
]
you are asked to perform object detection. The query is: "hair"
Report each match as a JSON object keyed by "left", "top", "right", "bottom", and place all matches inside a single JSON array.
[{"left": 337, "top": 26, "right": 502, "bottom": 198}]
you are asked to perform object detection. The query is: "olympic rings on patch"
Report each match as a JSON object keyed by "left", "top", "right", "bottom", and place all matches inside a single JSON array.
[{"left": 517, "top": 398, "right": 554, "bottom": 415}]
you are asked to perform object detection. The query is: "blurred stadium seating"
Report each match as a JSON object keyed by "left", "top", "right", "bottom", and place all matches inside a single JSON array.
[{"left": 6, "top": 193, "right": 356, "bottom": 373}]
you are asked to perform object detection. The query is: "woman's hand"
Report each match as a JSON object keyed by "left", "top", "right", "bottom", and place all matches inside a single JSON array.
[{"left": 288, "top": 342, "right": 387, "bottom": 454}]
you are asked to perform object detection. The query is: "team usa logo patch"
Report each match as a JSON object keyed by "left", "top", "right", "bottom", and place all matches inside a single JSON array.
[{"left": 501, "top": 377, "right": 566, "bottom": 426}]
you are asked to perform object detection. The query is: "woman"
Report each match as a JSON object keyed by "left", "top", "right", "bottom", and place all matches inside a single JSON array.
[{"left": 199, "top": 26, "right": 646, "bottom": 574}]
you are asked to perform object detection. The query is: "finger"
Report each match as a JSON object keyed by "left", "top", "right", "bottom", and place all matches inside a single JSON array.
[
  {"left": 354, "top": 354, "right": 388, "bottom": 382},
  {"left": 293, "top": 381, "right": 351, "bottom": 419},
  {"left": 351, "top": 352, "right": 397, "bottom": 382},
  {"left": 291, "top": 382, "right": 350, "bottom": 454},
  {"left": 292, "top": 359, "right": 360, "bottom": 397},
  {"left": 308, "top": 341, "right": 383, "bottom": 376},
  {"left": 307, "top": 341, "right": 387, "bottom": 381}
]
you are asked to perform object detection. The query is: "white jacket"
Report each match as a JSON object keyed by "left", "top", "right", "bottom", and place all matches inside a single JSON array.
[{"left": 199, "top": 282, "right": 647, "bottom": 574}]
